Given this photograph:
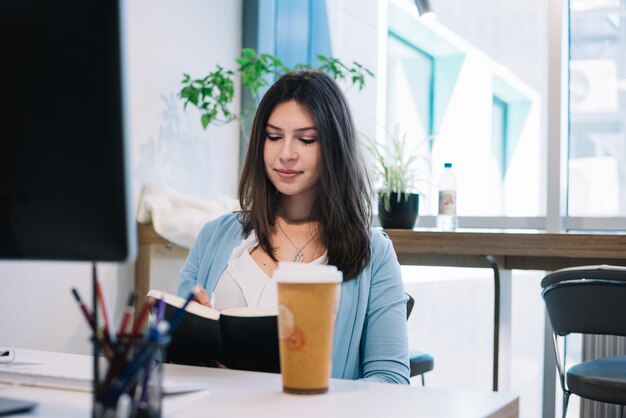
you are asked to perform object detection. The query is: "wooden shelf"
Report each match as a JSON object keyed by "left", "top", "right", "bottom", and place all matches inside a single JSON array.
[
  {"left": 383, "top": 229, "right": 626, "bottom": 271},
  {"left": 136, "top": 224, "right": 626, "bottom": 283}
]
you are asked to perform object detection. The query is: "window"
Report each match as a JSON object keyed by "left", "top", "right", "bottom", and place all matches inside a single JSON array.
[
  {"left": 568, "top": 0, "right": 626, "bottom": 217},
  {"left": 385, "top": 3, "right": 625, "bottom": 418},
  {"left": 386, "top": 0, "right": 544, "bottom": 221},
  {"left": 387, "top": 0, "right": 625, "bottom": 230}
]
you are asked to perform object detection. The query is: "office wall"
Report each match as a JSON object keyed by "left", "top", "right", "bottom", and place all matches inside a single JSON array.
[
  {"left": 0, "top": 0, "right": 242, "bottom": 355},
  {"left": 325, "top": 0, "right": 381, "bottom": 140},
  {"left": 127, "top": 0, "right": 241, "bottom": 203}
]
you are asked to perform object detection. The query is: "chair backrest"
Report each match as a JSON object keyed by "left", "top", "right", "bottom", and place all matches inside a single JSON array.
[
  {"left": 541, "top": 265, "right": 626, "bottom": 337},
  {"left": 406, "top": 293, "right": 415, "bottom": 320}
]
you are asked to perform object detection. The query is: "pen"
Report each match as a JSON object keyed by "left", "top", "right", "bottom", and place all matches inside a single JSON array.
[
  {"left": 156, "top": 295, "right": 166, "bottom": 322},
  {"left": 115, "top": 393, "right": 132, "bottom": 418},
  {"left": 164, "top": 287, "right": 199, "bottom": 335},
  {"left": 139, "top": 295, "right": 164, "bottom": 405},
  {"left": 71, "top": 288, "right": 114, "bottom": 360},
  {"left": 103, "top": 322, "right": 167, "bottom": 407},
  {"left": 103, "top": 291, "right": 143, "bottom": 391},
  {"left": 117, "top": 290, "right": 137, "bottom": 338},
  {"left": 71, "top": 288, "right": 95, "bottom": 331},
  {"left": 139, "top": 294, "right": 166, "bottom": 404}
]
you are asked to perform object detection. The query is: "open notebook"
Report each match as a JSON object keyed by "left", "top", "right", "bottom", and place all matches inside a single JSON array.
[{"left": 0, "top": 348, "right": 208, "bottom": 395}]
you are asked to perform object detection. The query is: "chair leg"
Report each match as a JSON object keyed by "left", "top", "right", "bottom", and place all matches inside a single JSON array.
[
  {"left": 561, "top": 391, "right": 570, "bottom": 418},
  {"left": 420, "top": 374, "right": 425, "bottom": 386},
  {"left": 620, "top": 404, "right": 624, "bottom": 418}
]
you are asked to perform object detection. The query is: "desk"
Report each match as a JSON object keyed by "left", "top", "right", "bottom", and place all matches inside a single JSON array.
[
  {"left": 0, "top": 349, "right": 518, "bottom": 417},
  {"left": 384, "top": 229, "right": 626, "bottom": 270},
  {"left": 136, "top": 223, "right": 626, "bottom": 292},
  {"left": 135, "top": 224, "right": 626, "bottom": 417}
]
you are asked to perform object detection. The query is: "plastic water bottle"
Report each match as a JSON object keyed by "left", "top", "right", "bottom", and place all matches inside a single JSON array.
[{"left": 437, "top": 163, "right": 458, "bottom": 231}]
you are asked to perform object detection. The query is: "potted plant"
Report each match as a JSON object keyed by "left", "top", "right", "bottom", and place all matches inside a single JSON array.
[
  {"left": 178, "top": 48, "right": 374, "bottom": 133},
  {"left": 365, "top": 126, "right": 434, "bottom": 229}
]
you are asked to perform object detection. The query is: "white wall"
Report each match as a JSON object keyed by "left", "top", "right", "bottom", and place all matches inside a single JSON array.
[
  {"left": 127, "top": 0, "right": 241, "bottom": 205},
  {"left": 0, "top": 262, "right": 132, "bottom": 355},
  {"left": 326, "top": 0, "right": 381, "bottom": 140},
  {"left": 0, "top": 0, "right": 242, "bottom": 354}
]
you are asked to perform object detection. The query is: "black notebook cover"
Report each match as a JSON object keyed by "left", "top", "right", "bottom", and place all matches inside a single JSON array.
[{"left": 152, "top": 291, "right": 280, "bottom": 373}]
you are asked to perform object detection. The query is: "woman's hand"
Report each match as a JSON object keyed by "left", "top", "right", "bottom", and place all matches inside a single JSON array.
[{"left": 194, "top": 288, "right": 214, "bottom": 308}]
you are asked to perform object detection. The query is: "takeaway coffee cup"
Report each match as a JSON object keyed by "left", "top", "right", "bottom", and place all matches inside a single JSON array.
[{"left": 273, "top": 262, "right": 342, "bottom": 394}]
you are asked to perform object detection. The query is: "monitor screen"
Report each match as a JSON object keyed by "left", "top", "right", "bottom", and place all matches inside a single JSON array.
[{"left": 0, "top": 0, "right": 135, "bottom": 261}]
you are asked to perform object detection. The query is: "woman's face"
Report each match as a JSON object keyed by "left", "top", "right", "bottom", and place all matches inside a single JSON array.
[{"left": 264, "top": 100, "right": 321, "bottom": 202}]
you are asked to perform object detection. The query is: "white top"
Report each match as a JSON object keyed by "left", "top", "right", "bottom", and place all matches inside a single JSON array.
[{"left": 213, "top": 233, "right": 329, "bottom": 311}]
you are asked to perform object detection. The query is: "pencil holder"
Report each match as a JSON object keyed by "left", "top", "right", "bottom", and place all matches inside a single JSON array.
[{"left": 93, "top": 335, "right": 170, "bottom": 418}]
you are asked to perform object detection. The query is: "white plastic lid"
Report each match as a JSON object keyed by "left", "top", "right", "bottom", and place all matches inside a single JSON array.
[{"left": 273, "top": 262, "right": 343, "bottom": 283}]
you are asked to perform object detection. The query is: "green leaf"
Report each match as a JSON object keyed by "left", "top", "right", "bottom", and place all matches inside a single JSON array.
[
  {"left": 179, "top": 48, "right": 374, "bottom": 131},
  {"left": 201, "top": 113, "right": 211, "bottom": 129},
  {"left": 361, "top": 126, "right": 436, "bottom": 197},
  {"left": 242, "top": 48, "right": 256, "bottom": 58},
  {"left": 316, "top": 54, "right": 328, "bottom": 62}
]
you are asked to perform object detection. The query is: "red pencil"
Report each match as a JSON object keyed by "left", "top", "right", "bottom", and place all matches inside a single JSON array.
[
  {"left": 130, "top": 296, "right": 155, "bottom": 338},
  {"left": 95, "top": 279, "right": 116, "bottom": 342},
  {"left": 117, "top": 290, "right": 137, "bottom": 338}
]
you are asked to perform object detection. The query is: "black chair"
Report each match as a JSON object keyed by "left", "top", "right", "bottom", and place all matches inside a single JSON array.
[
  {"left": 541, "top": 265, "right": 626, "bottom": 418},
  {"left": 406, "top": 293, "right": 435, "bottom": 385}
]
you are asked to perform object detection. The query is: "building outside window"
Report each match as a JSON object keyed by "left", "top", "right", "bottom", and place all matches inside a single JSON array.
[
  {"left": 568, "top": 0, "right": 626, "bottom": 218},
  {"left": 386, "top": 1, "right": 625, "bottom": 417}
]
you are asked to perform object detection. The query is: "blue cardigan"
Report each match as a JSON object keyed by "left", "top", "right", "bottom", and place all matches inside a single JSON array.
[{"left": 178, "top": 213, "right": 410, "bottom": 384}]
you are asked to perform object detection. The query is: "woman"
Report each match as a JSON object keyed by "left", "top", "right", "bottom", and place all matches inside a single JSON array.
[{"left": 178, "top": 70, "right": 410, "bottom": 384}]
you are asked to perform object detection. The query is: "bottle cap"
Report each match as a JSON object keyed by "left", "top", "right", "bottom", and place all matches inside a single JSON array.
[{"left": 444, "top": 162, "right": 452, "bottom": 168}]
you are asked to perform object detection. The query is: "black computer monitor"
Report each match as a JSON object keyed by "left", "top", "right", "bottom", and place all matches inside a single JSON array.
[{"left": 0, "top": 0, "right": 135, "bottom": 261}]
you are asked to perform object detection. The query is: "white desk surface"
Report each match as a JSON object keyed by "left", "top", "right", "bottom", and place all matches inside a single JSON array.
[{"left": 0, "top": 349, "right": 518, "bottom": 418}]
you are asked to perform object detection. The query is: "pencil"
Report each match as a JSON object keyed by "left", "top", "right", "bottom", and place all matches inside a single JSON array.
[
  {"left": 95, "top": 279, "right": 116, "bottom": 343},
  {"left": 130, "top": 296, "right": 155, "bottom": 338},
  {"left": 117, "top": 290, "right": 137, "bottom": 338}
]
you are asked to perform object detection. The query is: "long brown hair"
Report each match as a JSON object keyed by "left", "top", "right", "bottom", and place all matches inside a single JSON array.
[{"left": 238, "top": 70, "right": 373, "bottom": 281}]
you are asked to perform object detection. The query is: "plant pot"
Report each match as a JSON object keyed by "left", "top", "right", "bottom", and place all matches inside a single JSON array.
[{"left": 378, "top": 192, "right": 419, "bottom": 229}]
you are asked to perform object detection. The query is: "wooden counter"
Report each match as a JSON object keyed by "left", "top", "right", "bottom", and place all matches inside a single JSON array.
[
  {"left": 138, "top": 223, "right": 626, "bottom": 262},
  {"left": 384, "top": 229, "right": 626, "bottom": 270},
  {"left": 136, "top": 223, "right": 626, "bottom": 302}
]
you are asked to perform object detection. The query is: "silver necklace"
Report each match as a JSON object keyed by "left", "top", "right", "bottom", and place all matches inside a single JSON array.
[{"left": 276, "top": 219, "right": 319, "bottom": 263}]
